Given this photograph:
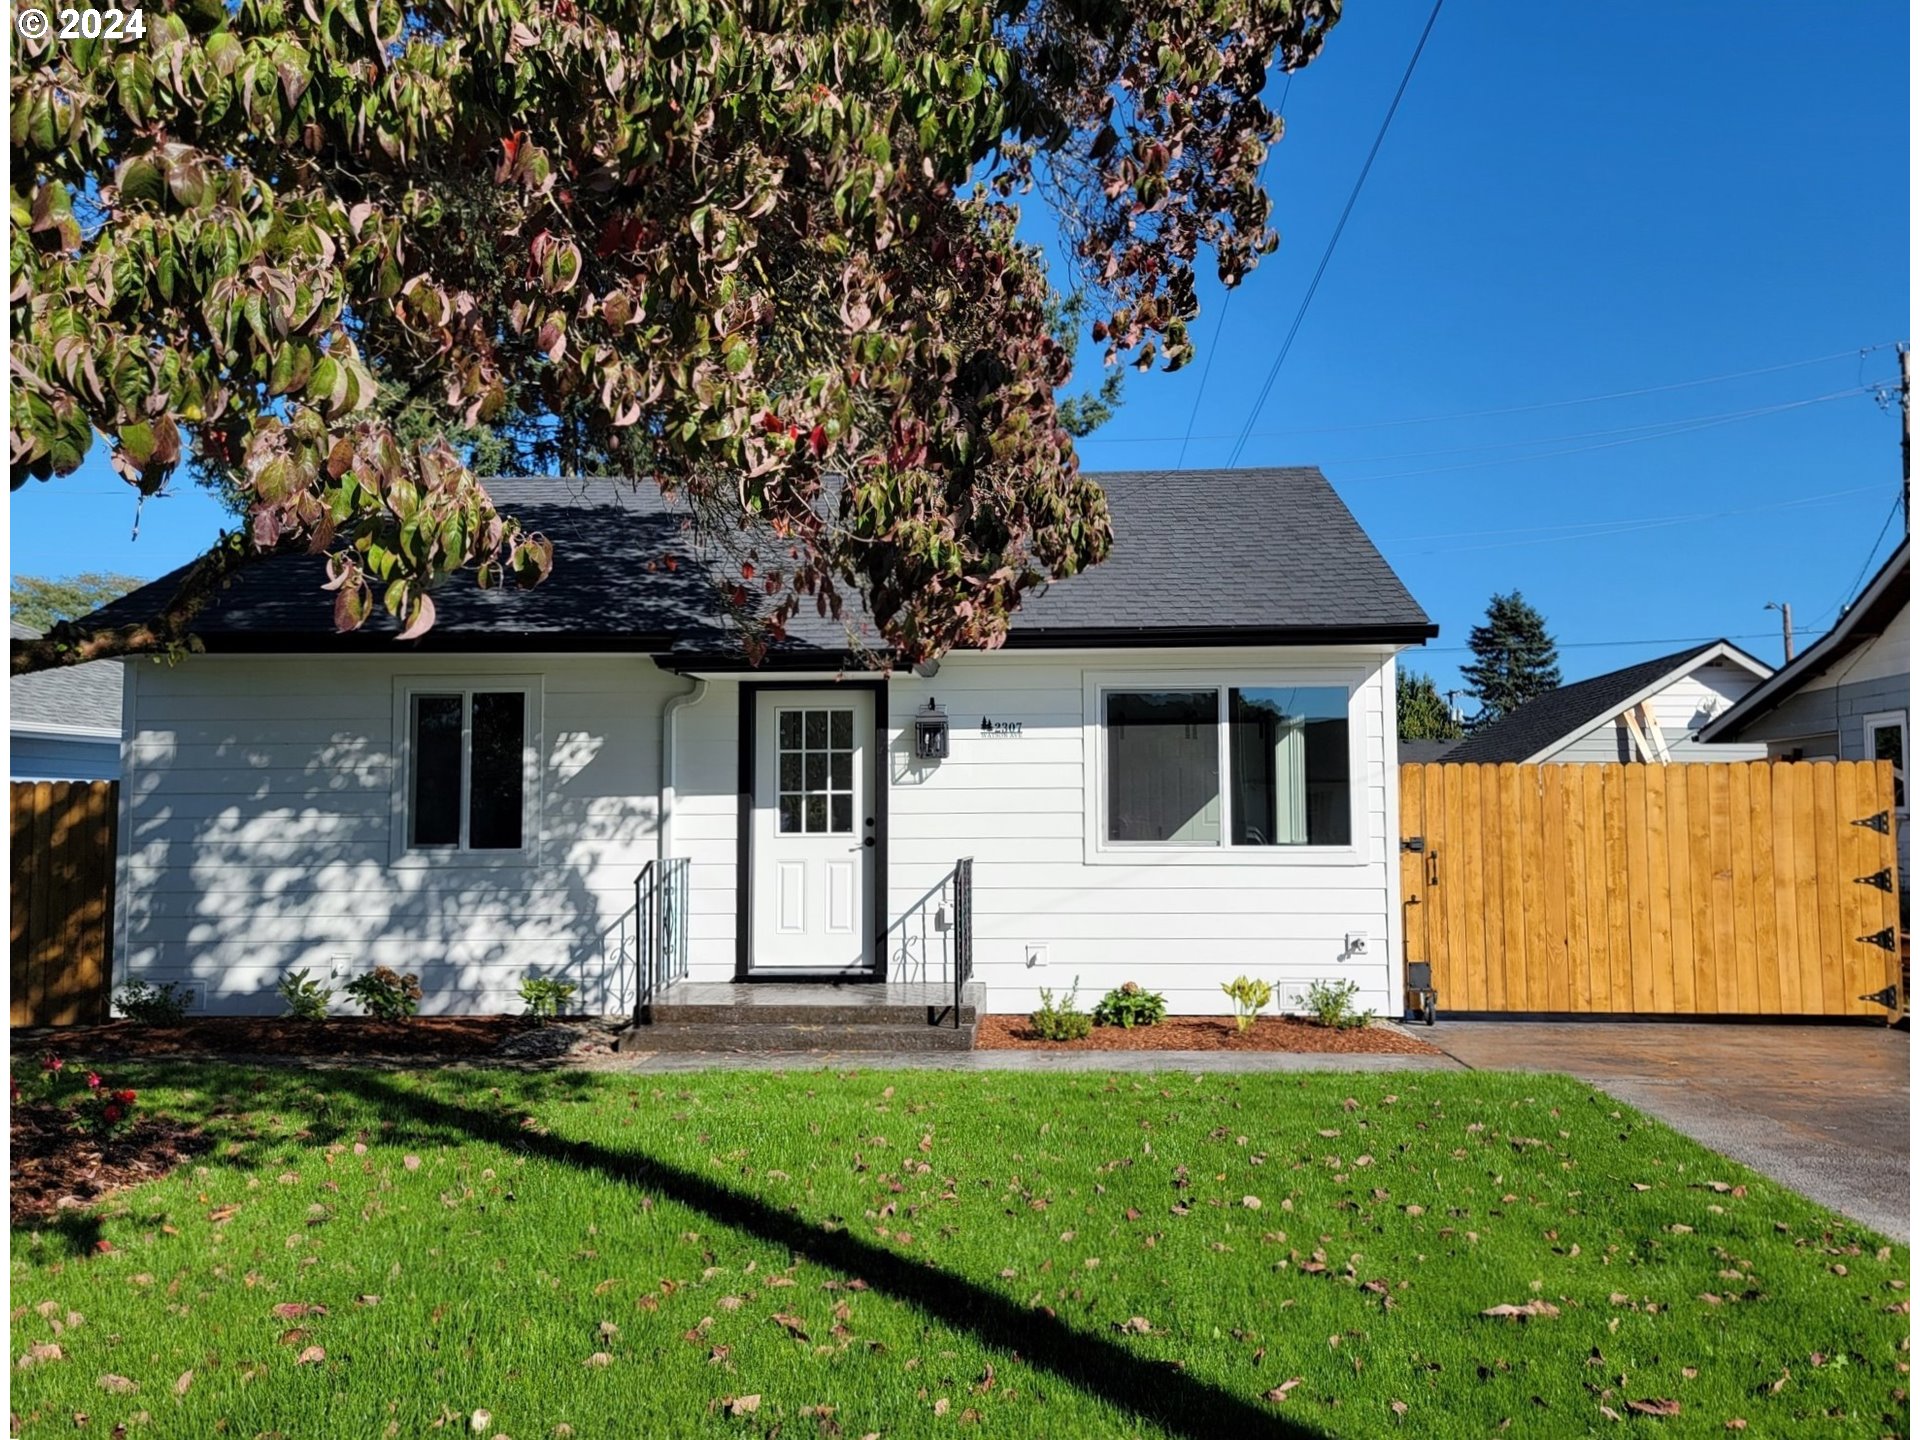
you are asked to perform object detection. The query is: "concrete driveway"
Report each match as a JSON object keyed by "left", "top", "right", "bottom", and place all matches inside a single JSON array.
[{"left": 1426, "top": 1020, "right": 1910, "bottom": 1241}]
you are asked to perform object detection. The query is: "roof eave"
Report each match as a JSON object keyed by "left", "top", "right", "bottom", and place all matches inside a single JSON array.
[{"left": 1698, "top": 542, "right": 1910, "bottom": 742}]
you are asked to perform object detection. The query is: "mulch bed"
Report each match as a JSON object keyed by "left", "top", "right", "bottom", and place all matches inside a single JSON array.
[
  {"left": 10, "top": 1103, "right": 212, "bottom": 1227},
  {"left": 10, "top": 1015, "right": 545, "bottom": 1060},
  {"left": 976, "top": 1014, "right": 1442, "bottom": 1054}
]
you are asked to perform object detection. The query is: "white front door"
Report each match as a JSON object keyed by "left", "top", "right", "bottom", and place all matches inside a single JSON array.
[{"left": 751, "top": 690, "right": 876, "bottom": 972}]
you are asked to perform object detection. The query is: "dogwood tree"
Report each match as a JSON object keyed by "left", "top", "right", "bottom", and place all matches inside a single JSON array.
[{"left": 11, "top": 0, "right": 1340, "bottom": 672}]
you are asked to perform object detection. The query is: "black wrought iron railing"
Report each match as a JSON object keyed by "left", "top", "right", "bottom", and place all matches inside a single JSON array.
[
  {"left": 951, "top": 856, "right": 974, "bottom": 1028},
  {"left": 634, "top": 856, "right": 690, "bottom": 1023}
]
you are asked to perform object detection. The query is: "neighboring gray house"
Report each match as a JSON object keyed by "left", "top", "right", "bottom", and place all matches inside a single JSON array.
[
  {"left": 10, "top": 621, "right": 123, "bottom": 781},
  {"left": 1699, "top": 538, "right": 1908, "bottom": 895},
  {"left": 1444, "top": 640, "right": 1773, "bottom": 765}
]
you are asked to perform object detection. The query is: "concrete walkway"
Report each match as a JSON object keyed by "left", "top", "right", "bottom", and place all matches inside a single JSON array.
[{"left": 1424, "top": 1020, "right": 1911, "bottom": 1241}]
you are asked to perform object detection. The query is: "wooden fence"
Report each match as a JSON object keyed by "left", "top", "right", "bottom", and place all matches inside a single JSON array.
[
  {"left": 1399, "top": 761, "right": 1903, "bottom": 1021},
  {"left": 10, "top": 781, "right": 118, "bottom": 1027}
]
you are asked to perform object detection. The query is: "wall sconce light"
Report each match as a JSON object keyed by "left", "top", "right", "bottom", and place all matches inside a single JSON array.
[{"left": 913, "top": 698, "right": 950, "bottom": 760}]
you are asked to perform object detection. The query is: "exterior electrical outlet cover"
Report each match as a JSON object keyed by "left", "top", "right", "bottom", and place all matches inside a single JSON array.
[{"left": 1024, "top": 944, "right": 1049, "bottom": 969}]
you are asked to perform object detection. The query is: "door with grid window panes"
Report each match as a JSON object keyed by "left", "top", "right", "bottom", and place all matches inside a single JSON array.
[{"left": 750, "top": 690, "right": 875, "bottom": 971}]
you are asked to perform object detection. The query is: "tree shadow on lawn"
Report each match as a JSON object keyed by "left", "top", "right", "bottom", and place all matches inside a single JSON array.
[{"left": 331, "top": 1069, "right": 1327, "bottom": 1440}]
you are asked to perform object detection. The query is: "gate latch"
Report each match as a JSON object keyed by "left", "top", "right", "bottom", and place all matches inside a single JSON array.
[{"left": 1400, "top": 836, "right": 1425, "bottom": 854}]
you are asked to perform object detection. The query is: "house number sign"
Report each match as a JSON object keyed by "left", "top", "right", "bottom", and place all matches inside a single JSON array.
[{"left": 980, "top": 717, "right": 1023, "bottom": 736}]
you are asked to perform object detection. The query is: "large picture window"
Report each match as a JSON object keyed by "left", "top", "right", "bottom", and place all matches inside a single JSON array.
[
  {"left": 1102, "top": 683, "right": 1353, "bottom": 849},
  {"left": 406, "top": 688, "right": 531, "bottom": 851}
]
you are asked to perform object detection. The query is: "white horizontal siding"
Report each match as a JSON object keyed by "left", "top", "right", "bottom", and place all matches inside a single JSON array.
[
  {"left": 118, "top": 655, "right": 680, "bottom": 1016},
  {"left": 1546, "top": 659, "right": 1771, "bottom": 764},
  {"left": 882, "top": 648, "right": 1402, "bottom": 1016},
  {"left": 122, "top": 645, "right": 1411, "bottom": 1020}
]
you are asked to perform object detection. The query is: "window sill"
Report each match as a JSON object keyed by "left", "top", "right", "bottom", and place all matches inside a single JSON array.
[
  {"left": 1084, "top": 843, "right": 1367, "bottom": 867},
  {"left": 388, "top": 846, "right": 542, "bottom": 870}
]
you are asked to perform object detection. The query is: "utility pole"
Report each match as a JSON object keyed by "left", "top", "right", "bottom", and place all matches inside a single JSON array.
[
  {"left": 1764, "top": 601, "right": 1794, "bottom": 665},
  {"left": 1900, "top": 342, "right": 1910, "bottom": 533}
]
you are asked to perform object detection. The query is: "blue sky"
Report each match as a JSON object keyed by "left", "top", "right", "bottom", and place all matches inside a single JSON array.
[{"left": 9, "top": 2, "right": 1910, "bottom": 707}]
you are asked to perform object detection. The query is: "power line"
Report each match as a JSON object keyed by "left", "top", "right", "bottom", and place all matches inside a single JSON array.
[
  {"left": 1419, "top": 627, "right": 1831, "bottom": 656},
  {"left": 1810, "top": 489, "right": 1904, "bottom": 625},
  {"left": 1323, "top": 383, "right": 1886, "bottom": 485},
  {"left": 1223, "top": 0, "right": 1446, "bottom": 469},
  {"left": 1078, "top": 340, "right": 1902, "bottom": 447},
  {"left": 1175, "top": 73, "right": 1296, "bottom": 470},
  {"left": 1377, "top": 483, "right": 1888, "bottom": 555}
]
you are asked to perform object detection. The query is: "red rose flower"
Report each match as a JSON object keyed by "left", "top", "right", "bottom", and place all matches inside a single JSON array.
[
  {"left": 103, "top": 1104, "right": 123, "bottom": 1122},
  {"left": 86, "top": 1072, "right": 102, "bottom": 1090},
  {"left": 41, "top": 1053, "right": 63, "bottom": 1073},
  {"left": 116, "top": 1089, "right": 136, "bottom": 1103}
]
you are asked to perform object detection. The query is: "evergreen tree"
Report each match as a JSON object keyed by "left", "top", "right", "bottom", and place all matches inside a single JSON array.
[
  {"left": 1397, "top": 668, "right": 1464, "bottom": 742},
  {"left": 1462, "top": 591, "right": 1561, "bottom": 726}
]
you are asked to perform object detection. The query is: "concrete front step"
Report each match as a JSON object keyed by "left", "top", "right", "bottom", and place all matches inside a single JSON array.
[
  {"left": 619, "top": 1020, "right": 977, "bottom": 1053},
  {"left": 619, "top": 979, "right": 982, "bottom": 1053}
]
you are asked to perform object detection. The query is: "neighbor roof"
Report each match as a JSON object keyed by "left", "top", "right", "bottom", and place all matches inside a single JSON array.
[
  {"left": 10, "top": 622, "right": 124, "bottom": 737},
  {"left": 1398, "top": 738, "right": 1460, "bottom": 764},
  {"left": 1445, "top": 641, "right": 1770, "bottom": 764},
  {"left": 1698, "top": 538, "right": 1910, "bottom": 744},
  {"left": 81, "top": 468, "right": 1435, "bottom": 661}
]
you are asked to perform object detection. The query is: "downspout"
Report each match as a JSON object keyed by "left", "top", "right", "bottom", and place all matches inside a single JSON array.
[{"left": 660, "top": 674, "right": 708, "bottom": 864}]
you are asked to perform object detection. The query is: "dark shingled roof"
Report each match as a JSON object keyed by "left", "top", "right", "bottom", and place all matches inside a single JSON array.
[
  {"left": 1398, "top": 738, "right": 1460, "bottom": 764},
  {"left": 1445, "top": 644, "right": 1720, "bottom": 764},
  {"left": 82, "top": 468, "right": 1433, "bottom": 660}
]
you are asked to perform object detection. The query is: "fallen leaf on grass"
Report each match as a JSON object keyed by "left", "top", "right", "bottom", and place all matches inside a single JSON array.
[
  {"left": 355, "top": 1295, "right": 380, "bottom": 1308},
  {"left": 469, "top": 1409, "right": 491, "bottom": 1432},
  {"left": 772, "top": 1313, "right": 810, "bottom": 1341},
  {"left": 1481, "top": 1302, "right": 1561, "bottom": 1321},
  {"left": 18, "top": 1343, "right": 62, "bottom": 1369},
  {"left": 582, "top": 1353, "right": 613, "bottom": 1369},
  {"left": 271, "top": 1303, "right": 327, "bottom": 1320},
  {"left": 1264, "top": 1378, "right": 1304, "bottom": 1403},
  {"left": 722, "top": 1395, "right": 760, "bottom": 1417},
  {"left": 294, "top": 1347, "right": 325, "bottom": 1365},
  {"left": 1114, "top": 1316, "right": 1153, "bottom": 1335},
  {"left": 1627, "top": 1399, "right": 1681, "bottom": 1417},
  {"left": 1724, "top": 1420, "right": 1747, "bottom": 1430},
  {"left": 173, "top": 1372, "right": 192, "bottom": 1397},
  {"left": 403, "top": 1155, "right": 421, "bottom": 1171},
  {"left": 96, "top": 1377, "right": 137, "bottom": 1395}
]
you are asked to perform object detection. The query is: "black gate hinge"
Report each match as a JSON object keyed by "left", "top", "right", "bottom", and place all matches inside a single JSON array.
[
  {"left": 1858, "top": 927, "right": 1898, "bottom": 952},
  {"left": 1860, "top": 984, "right": 1901, "bottom": 1011},
  {"left": 1852, "top": 810, "right": 1892, "bottom": 835},
  {"left": 1856, "top": 868, "right": 1895, "bottom": 893}
]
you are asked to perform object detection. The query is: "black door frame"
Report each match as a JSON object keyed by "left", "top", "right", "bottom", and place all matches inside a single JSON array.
[{"left": 736, "top": 679, "right": 889, "bottom": 981}]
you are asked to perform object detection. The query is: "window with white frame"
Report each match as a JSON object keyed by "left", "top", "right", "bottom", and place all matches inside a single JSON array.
[
  {"left": 405, "top": 687, "right": 534, "bottom": 851},
  {"left": 1102, "top": 684, "right": 1353, "bottom": 848},
  {"left": 1865, "top": 710, "right": 1907, "bottom": 812}
]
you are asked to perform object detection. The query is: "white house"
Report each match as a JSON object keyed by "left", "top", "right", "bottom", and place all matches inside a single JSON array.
[
  {"left": 1443, "top": 641, "right": 1774, "bottom": 766},
  {"left": 92, "top": 469, "right": 1436, "bottom": 1021}
]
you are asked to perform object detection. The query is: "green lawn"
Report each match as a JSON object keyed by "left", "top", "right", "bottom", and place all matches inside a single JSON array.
[{"left": 8, "top": 1065, "right": 1909, "bottom": 1439}]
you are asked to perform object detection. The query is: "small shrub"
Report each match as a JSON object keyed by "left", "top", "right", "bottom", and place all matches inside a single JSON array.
[
  {"left": 76, "top": 1073, "right": 139, "bottom": 1139},
  {"left": 112, "top": 979, "right": 189, "bottom": 1026},
  {"left": 1304, "top": 977, "right": 1373, "bottom": 1030},
  {"left": 1092, "top": 981, "right": 1167, "bottom": 1029},
  {"left": 343, "top": 967, "right": 422, "bottom": 1020},
  {"left": 1220, "top": 976, "right": 1273, "bottom": 1033},
  {"left": 277, "top": 968, "right": 334, "bottom": 1021},
  {"left": 1029, "top": 979, "right": 1093, "bottom": 1042},
  {"left": 519, "top": 975, "right": 578, "bottom": 1025}
]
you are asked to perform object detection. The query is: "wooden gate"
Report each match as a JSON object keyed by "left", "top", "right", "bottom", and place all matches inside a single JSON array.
[
  {"left": 1399, "top": 761, "right": 1903, "bottom": 1021},
  {"left": 10, "top": 781, "right": 119, "bottom": 1027}
]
